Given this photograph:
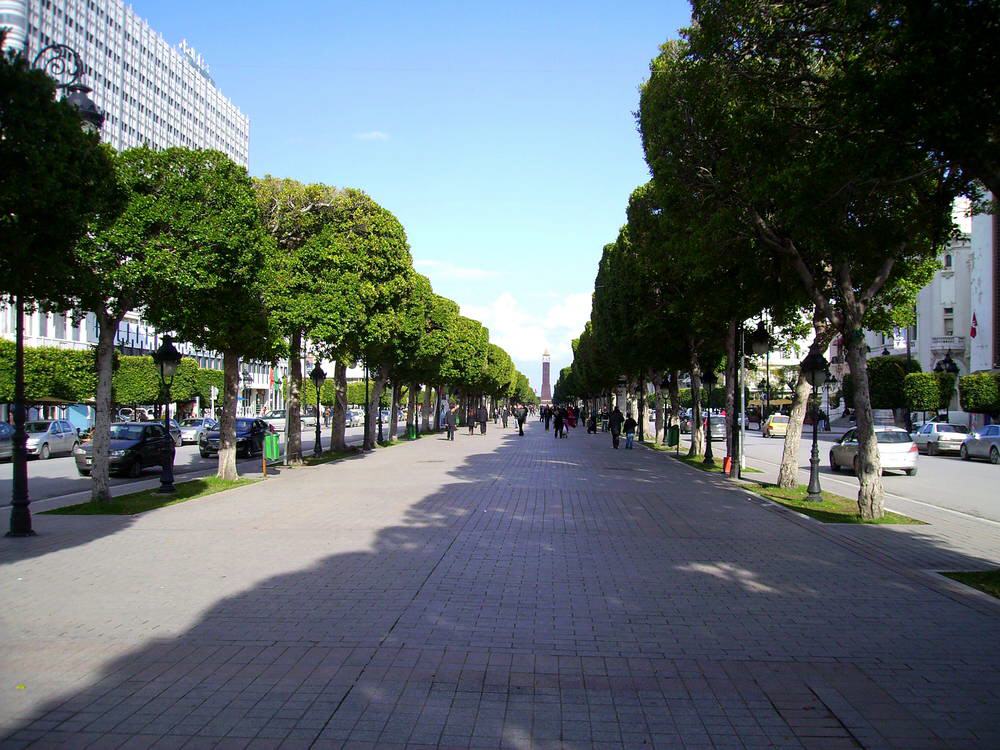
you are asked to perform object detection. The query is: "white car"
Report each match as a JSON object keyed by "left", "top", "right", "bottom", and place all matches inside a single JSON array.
[
  {"left": 260, "top": 410, "right": 287, "bottom": 433},
  {"left": 912, "top": 422, "right": 969, "bottom": 455},
  {"left": 179, "top": 418, "right": 218, "bottom": 445},
  {"left": 830, "top": 426, "right": 918, "bottom": 476},
  {"left": 346, "top": 409, "right": 365, "bottom": 428}
]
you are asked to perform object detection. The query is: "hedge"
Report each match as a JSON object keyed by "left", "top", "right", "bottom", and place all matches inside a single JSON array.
[
  {"left": 959, "top": 372, "right": 1000, "bottom": 415},
  {"left": 903, "top": 372, "right": 955, "bottom": 412},
  {"left": 112, "top": 356, "right": 200, "bottom": 405},
  {"left": 0, "top": 340, "right": 97, "bottom": 404},
  {"left": 867, "top": 356, "right": 921, "bottom": 409}
]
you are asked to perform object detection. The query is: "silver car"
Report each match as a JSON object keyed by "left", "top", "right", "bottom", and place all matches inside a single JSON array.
[
  {"left": 24, "top": 420, "right": 79, "bottom": 460},
  {"left": 960, "top": 424, "right": 1000, "bottom": 464},
  {"left": 912, "top": 422, "right": 969, "bottom": 455},
  {"left": 830, "top": 426, "right": 918, "bottom": 476},
  {"left": 261, "top": 410, "right": 287, "bottom": 433},
  {"left": 179, "top": 417, "right": 218, "bottom": 445},
  {"left": 0, "top": 422, "right": 13, "bottom": 461}
]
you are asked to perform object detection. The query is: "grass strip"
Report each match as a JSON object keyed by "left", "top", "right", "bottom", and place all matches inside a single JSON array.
[
  {"left": 941, "top": 570, "right": 1000, "bottom": 599},
  {"left": 748, "top": 482, "right": 922, "bottom": 525},
  {"left": 44, "top": 476, "right": 256, "bottom": 515},
  {"left": 302, "top": 449, "right": 355, "bottom": 466},
  {"left": 641, "top": 440, "right": 762, "bottom": 473}
]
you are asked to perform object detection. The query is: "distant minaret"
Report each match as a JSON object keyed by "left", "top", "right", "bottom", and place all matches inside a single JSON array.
[{"left": 540, "top": 349, "right": 552, "bottom": 404}]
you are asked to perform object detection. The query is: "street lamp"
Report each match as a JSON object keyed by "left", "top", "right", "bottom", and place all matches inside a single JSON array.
[
  {"left": 152, "top": 336, "right": 183, "bottom": 494},
  {"left": 309, "top": 362, "right": 326, "bottom": 457},
  {"left": 8, "top": 44, "right": 104, "bottom": 538},
  {"left": 800, "top": 348, "right": 829, "bottom": 501},
  {"left": 750, "top": 319, "right": 771, "bottom": 426},
  {"left": 363, "top": 363, "right": 371, "bottom": 451},
  {"left": 824, "top": 372, "right": 838, "bottom": 430},
  {"left": 701, "top": 370, "right": 718, "bottom": 465},
  {"left": 933, "top": 350, "right": 960, "bottom": 420}
]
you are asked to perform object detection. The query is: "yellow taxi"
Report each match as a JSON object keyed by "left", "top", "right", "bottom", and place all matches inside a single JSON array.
[{"left": 763, "top": 414, "right": 790, "bottom": 438}]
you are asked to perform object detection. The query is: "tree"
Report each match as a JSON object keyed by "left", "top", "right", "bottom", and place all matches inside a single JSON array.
[
  {"left": 140, "top": 149, "right": 276, "bottom": 481},
  {"left": 640, "top": 27, "right": 956, "bottom": 518},
  {"left": 959, "top": 373, "right": 1000, "bottom": 417},
  {"left": 1, "top": 46, "right": 120, "bottom": 530},
  {"left": 256, "top": 177, "right": 342, "bottom": 464}
]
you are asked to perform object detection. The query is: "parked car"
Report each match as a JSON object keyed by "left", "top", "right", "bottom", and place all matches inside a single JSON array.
[
  {"left": 0, "top": 422, "right": 13, "bottom": 461},
  {"left": 346, "top": 409, "right": 365, "bottom": 428},
  {"left": 116, "top": 407, "right": 152, "bottom": 422},
  {"left": 179, "top": 417, "right": 218, "bottom": 445},
  {"left": 959, "top": 424, "right": 1000, "bottom": 464},
  {"left": 24, "top": 420, "right": 79, "bottom": 460},
  {"left": 830, "top": 426, "right": 918, "bottom": 476},
  {"left": 912, "top": 422, "right": 969, "bottom": 455},
  {"left": 707, "top": 415, "right": 727, "bottom": 440},
  {"left": 73, "top": 422, "right": 173, "bottom": 477},
  {"left": 199, "top": 418, "right": 269, "bottom": 458},
  {"left": 260, "top": 410, "right": 287, "bottom": 433},
  {"left": 763, "top": 414, "right": 790, "bottom": 438}
]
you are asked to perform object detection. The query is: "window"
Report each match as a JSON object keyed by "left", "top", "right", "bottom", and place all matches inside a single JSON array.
[
  {"left": 944, "top": 253, "right": 952, "bottom": 269},
  {"left": 53, "top": 313, "right": 65, "bottom": 339},
  {"left": 943, "top": 306, "right": 954, "bottom": 336},
  {"left": 37, "top": 313, "right": 48, "bottom": 338}
]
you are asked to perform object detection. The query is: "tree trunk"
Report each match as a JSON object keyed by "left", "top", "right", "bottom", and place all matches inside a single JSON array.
[
  {"left": 331, "top": 360, "right": 347, "bottom": 451},
  {"left": 651, "top": 372, "right": 664, "bottom": 445},
  {"left": 724, "top": 320, "right": 737, "bottom": 458},
  {"left": 846, "top": 337, "right": 884, "bottom": 519},
  {"left": 407, "top": 383, "right": 418, "bottom": 435},
  {"left": 286, "top": 330, "right": 303, "bottom": 466},
  {"left": 667, "top": 370, "right": 680, "bottom": 433},
  {"left": 366, "top": 367, "right": 388, "bottom": 449},
  {"left": 217, "top": 350, "right": 240, "bottom": 481},
  {"left": 777, "top": 372, "right": 812, "bottom": 487},
  {"left": 422, "top": 386, "right": 432, "bottom": 432},
  {"left": 436, "top": 385, "right": 445, "bottom": 430},
  {"left": 778, "top": 314, "right": 833, "bottom": 487},
  {"left": 90, "top": 309, "right": 121, "bottom": 502},
  {"left": 688, "top": 351, "right": 704, "bottom": 457},
  {"left": 388, "top": 382, "right": 401, "bottom": 441},
  {"left": 637, "top": 376, "right": 645, "bottom": 442}
]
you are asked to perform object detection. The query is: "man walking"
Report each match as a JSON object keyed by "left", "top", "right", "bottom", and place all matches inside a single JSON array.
[
  {"left": 609, "top": 405, "right": 624, "bottom": 449},
  {"left": 623, "top": 412, "right": 637, "bottom": 449},
  {"left": 446, "top": 405, "right": 457, "bottom": 441},
  {"left": 543, "top": 406, "right": 552, "bottom": 431},
  {"left": 515, "top": 404, "right": 527, "bottom": 436},
  {"left": 477, "top": 403, "right": 488, "bottom": 434},
  {"left": 501, "top": 406, "right": 509, "bottom": 429}
]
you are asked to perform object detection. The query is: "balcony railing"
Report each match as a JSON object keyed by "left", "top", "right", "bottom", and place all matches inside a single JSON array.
[{"left": 930, "top": 335, "right": 966, "bottom": 354}]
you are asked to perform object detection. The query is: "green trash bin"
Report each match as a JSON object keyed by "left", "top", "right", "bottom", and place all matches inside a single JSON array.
[
  {"left": 407, "top": 424, "right": 417, "bottom": 440},
  {"left": 667, "top": 425, "right": 680, "bottom": 447},
  {"left": 264, "top": 433, "right": 281, "bottom": 461}
]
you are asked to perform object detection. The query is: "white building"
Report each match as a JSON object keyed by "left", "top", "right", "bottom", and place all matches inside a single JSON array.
[
  {"left": 0, "top": 0, "right": 282, "bottom": 425},
  {"left": 970, "top": 199, "right": 998, "bottom": 375}
]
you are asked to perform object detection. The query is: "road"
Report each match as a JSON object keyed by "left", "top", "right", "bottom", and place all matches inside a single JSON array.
[
  {"left": 0, "top": 423, "right": 386, "bottom": 507},
  {"left": 732, "top": 426, "right": 999, "bottom": 523}
]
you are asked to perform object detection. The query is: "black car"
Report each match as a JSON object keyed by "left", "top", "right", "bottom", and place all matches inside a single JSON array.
[
  {"left": 74, "top": 422, "right": 173, "bottom": 478},
  {"left": 199, "top": 418, "right": 269, "bottom": 459}
]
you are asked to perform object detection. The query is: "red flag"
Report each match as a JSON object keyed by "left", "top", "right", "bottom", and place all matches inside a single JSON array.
[{"left": 970, "top": 312, "right": 978, "bottom": 339}]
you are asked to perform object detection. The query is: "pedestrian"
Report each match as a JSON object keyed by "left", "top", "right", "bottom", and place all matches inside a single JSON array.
[
  {"left": 477, "top": 403, "right": 488, "bottom": 434},
  {"left": 553, "top": 407, "right": 564, "bottom": 438},
  {"left": 609, "top": 405, "right": 624, "bottom": 449},
  {"left": 501, "top": 406, "right": 509, "bottom": 429},
  {"left": 445, "top": 405, "right": 457, "bottom": 441},
  {"left": 515, "top": 404, "right": 527, "bottom": 436},
  {"left": 467, "top": 405, "right": 476, "bottom": 436},
  {"left": 543, "top": 406, "right": 552, "bottom": 431},
  {"left": 587, "top": 413, "right": 597, "bottom": 433},
  {"left": 623, "top": 412, "right": 637, "bottom": 449}
]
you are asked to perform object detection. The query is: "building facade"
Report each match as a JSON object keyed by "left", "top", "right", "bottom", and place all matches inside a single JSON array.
[
  {"left": 970, "top": 199, "right": 998, "bottom": 375},
  {"left": 0, "top": 0, "right": 281, "bottom": 424}
]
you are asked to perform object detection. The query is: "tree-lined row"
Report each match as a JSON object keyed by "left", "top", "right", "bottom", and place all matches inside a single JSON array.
[
  {"left": 556, "top": 0, "right": 996, "bottom": 519},
  {"left": 4, "top": 48, "right": 532, "bottom": 504}
]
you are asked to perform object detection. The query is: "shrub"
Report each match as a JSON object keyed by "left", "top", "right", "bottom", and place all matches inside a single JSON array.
[{"left": 959, "top": 372, "right": 1000, "bottom": 415}]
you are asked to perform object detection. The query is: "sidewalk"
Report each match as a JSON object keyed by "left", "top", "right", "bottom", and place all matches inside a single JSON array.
[{"left": 1, "top": 422, "right": 998, "bottom": 748}]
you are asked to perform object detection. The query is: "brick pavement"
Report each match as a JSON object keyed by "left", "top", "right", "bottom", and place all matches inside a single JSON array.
[{"left": 1, "top": 420, "right": 998, "bottom": 749}]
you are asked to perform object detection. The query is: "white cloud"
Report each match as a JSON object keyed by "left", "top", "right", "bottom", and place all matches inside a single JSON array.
[
  {"left": 414, "top": 258, "right": 501, "bottom": 282},
  {"left": 460, "top": 291, "right": 592, "bottom": 384},
  {"left": 354, "top": 130, "right": 389, "bottom": 141}
]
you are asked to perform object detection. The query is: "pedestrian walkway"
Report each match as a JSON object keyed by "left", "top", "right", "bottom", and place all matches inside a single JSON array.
[{"left": 1, "top": 422, "right": 998, "bottom": 748}]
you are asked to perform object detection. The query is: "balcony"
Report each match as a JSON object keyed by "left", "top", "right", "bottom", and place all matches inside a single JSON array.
[{"left": 930, "top": 335, "right": 966, "bottom": 355}]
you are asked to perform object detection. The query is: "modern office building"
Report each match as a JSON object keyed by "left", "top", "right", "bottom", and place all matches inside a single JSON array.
[
  {"left": 0, "top": 0, "right": 279, "bottom": 425},
  {"left": 2, "top": 0, "right": 249, "bottom": 165}
]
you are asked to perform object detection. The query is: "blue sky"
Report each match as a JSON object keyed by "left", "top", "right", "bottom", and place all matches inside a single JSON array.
[{"left": 137, "top": 0, "right": 691, "bottom": 391}]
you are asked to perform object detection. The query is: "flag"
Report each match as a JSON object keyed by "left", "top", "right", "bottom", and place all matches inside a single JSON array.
[{"left": 970, "top": 312, "right": 978, "bottom": 339}]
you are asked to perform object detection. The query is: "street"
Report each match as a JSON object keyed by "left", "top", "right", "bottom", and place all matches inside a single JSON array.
[
  {"left": 0, "top": 424, "right": 378, "bottom": 509},
  {"left": 736, "top": 427, "right": 1000, "bottom": 523}
]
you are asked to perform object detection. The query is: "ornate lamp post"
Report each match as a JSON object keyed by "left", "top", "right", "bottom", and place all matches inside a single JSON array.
[
  {"left": 152, "top": 336, "right": 183, "bottom": 494},
  {"left": 824, "top": 373, "right": 838, "bottom": 430},
  {"left": 701, "top": 370, "right": 718, "bottom": 465},
  {"left": 801, "top": 348, "right": 829, "bottom": 501},
  {"left": 933, "top": 350, "right": 960, "bottom": 420},
  {"left": 309, "top": 362, "right": 326, "bottom": 457},
  {"left": 8, "top": 44, "right": 104, "bottom": 538},
  {"left": 750, "top": 320, "right": 770, "bottom": 429},
  {"left": 363, "top": 363, "right": 371, "bottom": 451}
]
